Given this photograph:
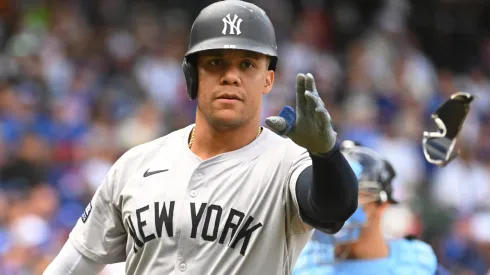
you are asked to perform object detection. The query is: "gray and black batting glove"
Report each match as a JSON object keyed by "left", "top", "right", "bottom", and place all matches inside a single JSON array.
[{"left": 265, "top": 73, "right": 337, "bottom": 154}]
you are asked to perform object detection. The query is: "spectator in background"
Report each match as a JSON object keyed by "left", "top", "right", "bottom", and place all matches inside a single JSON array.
[
  {"left": 116, "top": 99, "right": 165, "bottom": 152},
  {"left": 439, "top": 215, "right": 488, "bottom": 275},
  {"left": 431, "top": 143, "right": 490, "bottom": 216},
  {"left": 375, "top": 111, "right": 425, "bottom": 203},
  {"left": 0, "top": 132, "right": 49, "bottom": 191}
]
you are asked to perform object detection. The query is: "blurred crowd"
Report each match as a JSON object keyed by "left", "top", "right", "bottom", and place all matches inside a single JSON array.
[{"left": 0, "top": 0, "right": 489, "bottom": 274}]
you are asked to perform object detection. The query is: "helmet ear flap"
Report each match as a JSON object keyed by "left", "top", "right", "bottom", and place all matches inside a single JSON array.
[
  {"left": 182, "top": 56, "right": 198, "bottom": 100},
  {"left": 268, "top": 56, "right": 278, "bottom": 71}
]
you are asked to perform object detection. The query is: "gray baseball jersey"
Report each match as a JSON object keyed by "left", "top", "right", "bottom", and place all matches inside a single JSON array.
[{"left": 69, "top": 124, "right": 314, "bottom": 275}]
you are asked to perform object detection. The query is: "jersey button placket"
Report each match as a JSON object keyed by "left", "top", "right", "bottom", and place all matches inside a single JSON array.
[
  {"left": 179, "top": 263, "right": 187, "bottom": 272},
  {"left": 190, "top": 170, "right": 203, "bottom": 198}
]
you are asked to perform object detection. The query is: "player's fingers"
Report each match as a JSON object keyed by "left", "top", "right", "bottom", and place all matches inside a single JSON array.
[
  {"left": 265, "top": 116, "right": 288, "bottom": 135},
  {"left": 304, "top": 91, "right": 316, "bottom": 111},
  {"left": 314, "top": 106, "right": 332, "bottom": 126},
  {"left": 296, "top": 73, "right": 307, "bottom": 110},
  {"left": 305, "top": 90, "right": 325, "bottom": 110},
  {"left": 305, "top": 73, "right": 319, "bottom": 95}
]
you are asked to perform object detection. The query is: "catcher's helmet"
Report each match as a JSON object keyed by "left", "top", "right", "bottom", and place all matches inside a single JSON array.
[
  {"left": 182, "top": 0, "right": 278, "bottom": 100},
  {"left": 340, "top": 140, "right": 398, "bottom": 204}
]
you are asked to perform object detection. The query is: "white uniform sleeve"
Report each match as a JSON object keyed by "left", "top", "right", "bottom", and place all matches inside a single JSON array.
[
  {"left": 286, "top": 144, "right": 313, "bottom": 234},
  {"left": 68, "top": 161, "right": 127, "bottom": 264},
  {"left": 43, "top": 239, "right": 106, "bottom": 275}
]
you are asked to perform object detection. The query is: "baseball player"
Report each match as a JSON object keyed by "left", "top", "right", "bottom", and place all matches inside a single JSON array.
[
  {"left": 43, "top": 1, "right": 358, "bottom": 274},
  {"left": 292, "top": 140, "right": 450, "bottom": 275}
]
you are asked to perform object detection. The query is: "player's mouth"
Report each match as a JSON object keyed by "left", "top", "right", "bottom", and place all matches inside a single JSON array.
[{"left": 215, "top": 93, "right": 243, "bottom": 102}]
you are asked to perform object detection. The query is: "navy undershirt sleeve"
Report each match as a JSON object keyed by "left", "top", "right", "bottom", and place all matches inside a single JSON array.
[{"left": 295, "top": 142, "right": 359, "bottom": 234}]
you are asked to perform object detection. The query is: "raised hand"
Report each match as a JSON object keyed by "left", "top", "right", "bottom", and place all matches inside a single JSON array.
[{"left": 266, "top": 73, "right": 337, "bottom": 154}]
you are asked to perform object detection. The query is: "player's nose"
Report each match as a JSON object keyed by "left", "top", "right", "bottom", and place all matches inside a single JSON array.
[{"left": 220, "top": 64, "right": 241, "bottom": 86}]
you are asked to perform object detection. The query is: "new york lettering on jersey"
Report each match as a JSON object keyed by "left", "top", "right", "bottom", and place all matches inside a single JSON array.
[{"left": 125, "top": 201, "right": 262, "bottom": 256}]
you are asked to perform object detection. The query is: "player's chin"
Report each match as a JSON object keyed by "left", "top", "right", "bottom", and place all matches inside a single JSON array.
[
  {"left": 211, "top": 101, "right": 243, "bottom": 115},
  {"left": 209, "top": 109, "right": 246, "bottom": 129}
]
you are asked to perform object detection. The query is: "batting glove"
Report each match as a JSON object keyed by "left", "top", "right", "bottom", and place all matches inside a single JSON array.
[{"left": 265, "top": 73, "right": 337, "bottom": 154}]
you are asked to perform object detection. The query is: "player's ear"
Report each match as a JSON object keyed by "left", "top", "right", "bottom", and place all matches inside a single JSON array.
[{"left": 264, "top": 70, "right": 274, "bottom": 95}]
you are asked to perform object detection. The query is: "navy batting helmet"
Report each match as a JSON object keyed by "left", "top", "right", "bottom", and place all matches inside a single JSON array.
[
  {"left": 340, "top": 140, "right": 398, "bottom": 204},
  {"left": 182, "top": 0, "right": 278, "bottom": 100}
]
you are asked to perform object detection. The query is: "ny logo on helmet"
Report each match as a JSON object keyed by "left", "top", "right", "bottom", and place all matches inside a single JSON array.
[{"left": 222, "top": 14, "right": 243, "bottom": 35}]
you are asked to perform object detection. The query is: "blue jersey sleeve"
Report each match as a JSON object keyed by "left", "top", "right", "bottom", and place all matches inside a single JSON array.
[
  {"left": 293, "top": 237, "right": 439, "bottom": 275},
  {"left": 293, "top": 231, "right": 335, "bottom": 275},
  {"left": 388, "top": 238, "right": 438, "bottom": 275}
]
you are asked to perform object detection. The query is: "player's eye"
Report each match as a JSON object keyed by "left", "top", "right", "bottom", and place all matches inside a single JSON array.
[
  {"left": 241, "top": 60, "right": 255, "bottom": 69},
  {"left": 208, "top": 59, "right": 223, "bottom": 66}
]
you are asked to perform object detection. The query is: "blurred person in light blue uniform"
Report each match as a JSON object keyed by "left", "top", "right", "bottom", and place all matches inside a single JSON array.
[{"left": 293, "top": 140, "right": 449, "bottom": 275}]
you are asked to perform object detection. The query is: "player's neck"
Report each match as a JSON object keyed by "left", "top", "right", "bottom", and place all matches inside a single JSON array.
[
  {"left": 190, "top": 115, "right": 262, "bottom": 160},
  {"left": 347, "top": 228, "right": 389, "bottom": 260}
]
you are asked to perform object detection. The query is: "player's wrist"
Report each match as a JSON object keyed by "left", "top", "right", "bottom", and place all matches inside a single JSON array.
[
  {"left": 308, "top": 140, "right": 340, "bottom": 158},
  {"left": 301, "top": 128, "right": 337, "bottom": 154}
]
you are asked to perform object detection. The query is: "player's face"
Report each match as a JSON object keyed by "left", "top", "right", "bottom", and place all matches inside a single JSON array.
[
  {"left": 196, "top": 49, "right": 274, "bottom": 130},
  {"left": 358, "top": 192, "right": 386, "bottom": 232},
  {"left": 357, "top": 192, "right": 380, "bottom": 230}
]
